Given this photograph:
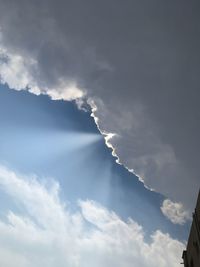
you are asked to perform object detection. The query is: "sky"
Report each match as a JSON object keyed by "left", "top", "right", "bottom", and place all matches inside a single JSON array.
[{"left": 0, "top": 1, "right": 199, "bottom": 267}]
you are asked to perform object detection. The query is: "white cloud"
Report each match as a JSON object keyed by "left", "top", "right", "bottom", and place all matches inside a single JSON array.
[
  {"left": 0, "top": 45, "right": 39, "bottom": 93},
  {"left": 0, "top": 165, "right": 185, "bottom": 267},
  {"left": 47, "top": 79, "right": 84, "bottom": 101},
  {"left": 161, "top": 199, "right": 191, "bottom": 225},
  {"left": 0, "top": 43, "right": 85, "bottom": 100}
]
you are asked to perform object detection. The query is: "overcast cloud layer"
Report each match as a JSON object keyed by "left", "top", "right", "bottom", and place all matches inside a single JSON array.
[
  {"left": 0, "top": 0, "right": 199, "bottom": 213},
  {"left": 0, "top": 165, "right": 185, "bottom": 267}
]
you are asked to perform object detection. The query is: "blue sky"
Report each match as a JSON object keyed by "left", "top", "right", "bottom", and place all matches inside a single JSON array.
[
  {"left": 0, "top": 85, "right": 189, "bottom": 241},
  {"left": 0, "top": 85, "right": 188, "bottom": 266}
]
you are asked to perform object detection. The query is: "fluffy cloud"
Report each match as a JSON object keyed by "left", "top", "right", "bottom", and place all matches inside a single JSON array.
[
  {"left": 161, "top": 199, "right": 191, "bottom": 225},
  {"left": 0, "top": 43, "right": 85, "bottom": 100},
  {"left": 0, "top": 0, "right": 199, "bottom": 213},
  {"left": 0, "top": 165, "right": 185, "bottom": 267}
]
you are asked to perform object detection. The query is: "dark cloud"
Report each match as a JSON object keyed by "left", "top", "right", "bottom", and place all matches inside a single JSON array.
[{"left": 0, "top": 0, "right": 199, "bottom": 210}]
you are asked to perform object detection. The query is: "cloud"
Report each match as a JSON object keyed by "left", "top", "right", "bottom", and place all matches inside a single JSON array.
[
  {"left": 161, "top": 199, "right": 191, "bottom": 225},
  {"left": 0, "top": 43, "right": 85, "bottom": 100},
  {"left": 0, "top": 0, "right": 199, "bottom": 212},
  {"left": 0, "top": 45, "right": 39, "bottom": 93},
  {"left": 0, "top": 165, "right": 185, "bottom": 267}
]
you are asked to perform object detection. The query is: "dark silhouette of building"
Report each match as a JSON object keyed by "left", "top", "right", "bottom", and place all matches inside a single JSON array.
[{"left": 182, "top": 191, "right": 200, "bottom": 267}]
